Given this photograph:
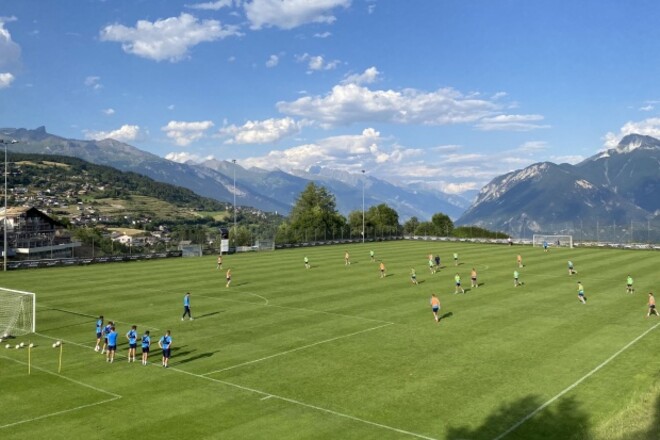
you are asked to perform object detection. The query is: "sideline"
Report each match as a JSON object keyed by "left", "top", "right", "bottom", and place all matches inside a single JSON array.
[{"left": 493, "top": 321, "right": 660, "bottom": 440}]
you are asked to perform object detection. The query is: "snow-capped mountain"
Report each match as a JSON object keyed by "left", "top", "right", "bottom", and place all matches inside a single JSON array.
[{"left": 457, "top": 134, "right": 658, "bottom": 236}]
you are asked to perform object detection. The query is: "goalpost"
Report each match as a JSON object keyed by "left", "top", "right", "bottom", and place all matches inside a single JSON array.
[
  {"left": 0, "top": 287, "right": 36, "bottom": 337},
  {"left": 178, "top": 244, "right": 203, "bottom": 257},
  {"left": 532, "top": 234, "right": 573, "bottom": 248}
]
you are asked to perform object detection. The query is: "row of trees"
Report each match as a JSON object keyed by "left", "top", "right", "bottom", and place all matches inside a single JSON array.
[{"left": 274, "top": 183, "right": 505, "bottom": 244}]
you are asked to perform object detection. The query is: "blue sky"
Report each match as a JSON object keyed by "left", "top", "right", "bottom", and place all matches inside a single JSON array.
[{"left": 2, "top": 0, "right": 660, "bottom": 196}]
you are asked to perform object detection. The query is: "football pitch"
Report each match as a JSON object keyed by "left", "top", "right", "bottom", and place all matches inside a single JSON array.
[{"left": 1, "top": 241, "right": 659, "bottom": 440}]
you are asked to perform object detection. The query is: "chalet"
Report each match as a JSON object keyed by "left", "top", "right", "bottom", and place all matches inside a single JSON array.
[{"left": 0, "top": 206, "right": 79, "bottom": 259}]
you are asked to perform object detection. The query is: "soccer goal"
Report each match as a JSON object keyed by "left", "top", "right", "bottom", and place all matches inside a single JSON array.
[
  {"left": 533, "top": 234, "right": 573, "bottom": 248},
  {"left": 178, "top": 244, "right": 203, "bottom": 257},
  {"left": 0, "top": 287, "right": 36, "bottom": 337}
]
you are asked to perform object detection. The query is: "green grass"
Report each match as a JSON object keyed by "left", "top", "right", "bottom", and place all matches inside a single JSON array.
[{"left": 1, "top": 241, "right": 659, "bottom": 440}]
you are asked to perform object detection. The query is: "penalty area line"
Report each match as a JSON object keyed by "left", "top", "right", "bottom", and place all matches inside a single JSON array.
[
  {"left": 202, "top": 322, "right": 393, "bottom": 376},
  {"left": 493, "top": 320, "right": 660, "bottom": 440},
  {"left": 171, "top": 366, "right": 438, "bottom": 440}
]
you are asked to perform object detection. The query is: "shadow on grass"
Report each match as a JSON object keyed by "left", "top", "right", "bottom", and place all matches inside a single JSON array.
[
  {"left": 446, "top": 395, "right": 590, "bottom": 440},
  {"left": 439, "top": 312, "right": 453, "bottom": 320},
  {"left": 176, "top": 351, "right": 216, "bottom": 365},
  {"left": 195, "top": 311, "right": 221, "bottom": 319}
]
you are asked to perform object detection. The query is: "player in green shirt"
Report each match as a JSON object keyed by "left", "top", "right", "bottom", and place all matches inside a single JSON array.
[
  {"left": 410, "top": 268, "right": 418, "bottom": 285},
  {"left": 453, "top": 253, "right": 459, "bottom": 266},
  {"left": 454, "top": 273, "right": 465, "bottom": 294},
  {"left": 370, "top": 250, "right": 375, "bottom": 262},
  {"left": 304, "top": 256, "right": 310, "bottom": 269},
  {"left": 514, "top": 270, "right": 520, "bottom": 287},
  {"left": 626, "top": 275, "right": 634, "bottom": 294}
]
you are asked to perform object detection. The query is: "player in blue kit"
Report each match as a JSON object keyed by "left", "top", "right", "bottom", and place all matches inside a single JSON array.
[
  {"left": 141, "top": 330, "right": 151, "bottom": 366},
  {"left": 106, "top": 326, "right": 118, "bottom": 363},
  {"left": 158, "top": 330, "right": 173, "bottom": 368},
  {"left": 101, "top": 321, "right": 113, "bottom": 354},
  {"left": 126, "top": 325, "right": 138, "bottom": 362},
  {"left": 182, "top": 292, "right": 192, "bottom": 321},
  {"left": 94, "top": 315, "right": 103, "bottom": 352}
]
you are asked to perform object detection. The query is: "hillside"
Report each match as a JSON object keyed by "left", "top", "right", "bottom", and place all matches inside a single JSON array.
[{"left": 6, "top": 152, "right": 234, "bottom": 225}]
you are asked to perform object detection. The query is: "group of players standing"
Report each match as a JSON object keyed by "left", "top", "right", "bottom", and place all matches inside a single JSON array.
[{"left": 95, "top": 316, "right": 173, "bottom": 368}]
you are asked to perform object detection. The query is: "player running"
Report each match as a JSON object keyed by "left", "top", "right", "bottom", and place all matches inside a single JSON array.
[
  {"left": 410, "top": 268, "right": 418, "bottom": 285},
  {"left": 370, "top": 250, "right": 375, "bottom": 262},
  {"left": 568, "top": 260, "right": 576, "bottom": 275},
  {"left": 517, "top": 254, "right": 523, "bottom": 268},
  {"left": 344, "top": 251, "right": 351, "bottom": 266},
  {"left": 158, "top": 330, "right": 173, "bottom": 368},
  {"left": 577, "top": 281, "right": 586, "bottom": 304},
  {"left": 454, "top": 273, "right": 465, "bottom": 294},
  {"left": 514, "top": 270, "right": 520, "bottom": 287},
  {"left": 434, "top": 255, "right": 441, "bottom": 269},
  {"left": 626, "top": 275, "right": 634, "bottom": 294},
  {"left": 182, "top": 292, "right": 192, "bottom": 321},
  {"left": 95, "top": 315, "right": 104, "bottom": 352},
  {"left": 428, "top": 257, "right": 436, "bottom": 274},
  {"left": 471, "top": 268, "right": 478, "bottom": 288},
  {"left": 453, "top": 253, "right": 459, "bottom": 266},
  {"left": 379, "top": 261, "right": 386, "bottom": 278},
  {"left": 430, "top": 294, "right": 441, "bottom": 323},
  {"left": 141, "top": 330, "right": 151, "bottom": 365},
  {"left": 126, "top": 325, "right": 138, "bottom": 362},
  {"left": 543, "top": 241, "right": 548, "bottom": 252},
  {"left": 647, "top": 293, "right": 659, "bottom": 318},
  {"left": 225, "top": 269, "right": 232, "bottom": 288},
  {"left": 304, "top": 256, "right": 310, "bottom": 269},
  {"left": 216, "top": 255, "right": 223, "bottom": 270}
]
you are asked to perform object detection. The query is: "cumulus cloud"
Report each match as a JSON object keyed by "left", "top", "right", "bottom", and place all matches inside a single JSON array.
[
  {"left": 186, "top": 0, "right": 235, "bottom": 10},
  {"left": 277, "top": 83, "right": 499, "bottom": 127},
  {"left": 85, "top": 76, "right": 102, "bottom": 90},
  {"left": 0, "top": 17, "right": 21, "bottom": 72},
  {"left": 341, "top": 66, "right": 379, "bottom": 85},
  {"left": 220, "top": 117, "right": 306, "bottom": 144},
  {"left": 102, "top": 108, "right": 115, "bottom": 115},
  {"left": 296, "top": 53, "right": 340, "bottom": 72},
  {"left": 314, "top": 31, "right": 332, "bottom": 38},
  {"left": 244, "top": 0, "right": 351, "bottom": 30},
  {"left": 165, "top": 151, "right": 214, "bottom": 163},
  {"left": 162, "top": 120, "right": 214, "bottom": 146},
  {"left": 602, "top": 117, "right": 660, "bottom": 149},
  {"left": 85, "top": 124, "right": 142, "bottom": 142},
  {"left": 475, "top": 114, "right": 549, "bottom": 131},
  {"left": 265, "top": 54, "right": 279, "bottom": 68},
  {"left": 100, "top": 13, "right": 241, "bottom": 62},
  {"left": 0, "top": 72, "right": 14, "bottom": 89}
]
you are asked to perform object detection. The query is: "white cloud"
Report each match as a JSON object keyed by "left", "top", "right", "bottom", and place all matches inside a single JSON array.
[
  {"left": 265, "top": 54, "right": 279, "bottom": 68},
  {"left": 550, "top": 155, "right": 584, "bottom": 164},
  {"left": 602, "top": 117, "right": 660, "bottom": 148},
  {"left": 314, "top": 31, "right": 332, "bottom": 38},
  {"left": 165, "top": 151, "right": 214, "bottom": 163},
  {"left": 167, "top": 104, "right": 175, "bottom": 110},
  {"left": 639, "top": 104, "right": 654, "bottom": 112},
  {"left": 102, "top": 108, "right": 115, "bottom": 115},
  {"left": 341, "top": 66, "right": 379, "bottom": 85},
  {"left": 277, "top": 83, "right": 498, "bottom": 127},
  {"left": 244, "top": 0, "right": 351, "bottom": 30},
  {"left": 518, "top": 141, "right": 547, "bottom": 152},
  {"left": 84, "top": 76, "right": 103, "bottom": 90},
  {"left": 85, "top": 124, "right": 142, "bottom": 142},
  {"left": 220, "top": 117, "right": 306, "bottom": 144},
  {"left": 476, "top": 114, "right": 549, "bottom": 131},
  {"left": 296, "top": 53, "right": 340, "bottom": 72},
  {"left": 0, "top": 72, "right": 14, "bottom": 89},
  {"left": 186, "top": 0, "right": 235, "bottom": 10},
  {"left": 162, "top": 120, "right": 214, "bottom": 146},
  {"left": 0, "top": 17, "right": 21, "bottom": 72},
  {"left": 100, "top": 13, "right": 242, "bottom": 62}
]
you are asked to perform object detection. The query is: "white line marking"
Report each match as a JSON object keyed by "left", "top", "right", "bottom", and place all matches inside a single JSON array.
[
  {"left": 195, "top": 293, "right": 394, "bottom": 325},
  {"left": 203, "top": 323, "right": 393, "bottom": 376},
  {"left": 260, "top": 395, "right": 273, "bottom": 401},
  {"left": 493, "top": 321, "right": 660, "bottom": 440},
  {"left": 0, "top": 354, "right": 122, "bottom": 430},
  {"left": 38, "top": 306, "right": 161, "bottom": 331},
  {"left": 172, "top": 366, "right": 437, "bottom": 440}
]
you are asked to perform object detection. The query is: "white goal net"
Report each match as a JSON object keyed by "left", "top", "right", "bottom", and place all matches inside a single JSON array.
[
  {"left": 178, "top": 244, "right": 203, "bottom": 257},
  {"left": 532, "top": 234, "right": 573, "bottom": 248},
  {"left": 0, "top": 287, "right": 36, "bottom": 337}
]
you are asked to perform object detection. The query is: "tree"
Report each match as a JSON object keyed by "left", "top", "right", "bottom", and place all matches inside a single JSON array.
[
  {"left": 366, "top": 204, "right": 400, "bottom": 237},
  {"left": 288, "top": 183, "right": 346, "bottom": 242},
  {"left": 432, "top": 212, "right": 454, "bottom": 236},
  {"left": 403, "top": 216, "right": 420, "bottom": 235},
  {"left": 414, "top": 221, "right": 440, "bottom": 236}
]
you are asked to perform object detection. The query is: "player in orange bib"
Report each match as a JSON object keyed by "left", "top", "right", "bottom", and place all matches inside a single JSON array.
[
  {"left": 379, "top": 261, "right": 386, "bottom": 278},
  {"left": 517, "top": 254, "right": 523, "bottom": 268},
  {"left": 430, "top": 294, "right": 441, "bottom": 323},
  {"left": 647, "top": 292, "right": 659, "bottom": 318},
  {"left": 471, "top": 268, "right": 478, "bottom": 288},
  {"left": 225, "top": 268, "right": 232, "bottom": 288}
]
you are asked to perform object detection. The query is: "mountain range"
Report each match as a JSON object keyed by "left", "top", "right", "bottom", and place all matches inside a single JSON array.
[
  {"left": 457, "top": 134, "right": 660, "bottom": 235},
  {"left": 0, "top": 127, "right": 469, "bottom": 221}
]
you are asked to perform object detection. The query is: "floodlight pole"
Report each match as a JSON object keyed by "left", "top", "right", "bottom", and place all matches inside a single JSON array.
[
  {"left": 361, "top": 169, "right": 365, "bottom": 243},
  {"left": 232, "top": 159, "right": 237, "bottom": 247}
]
